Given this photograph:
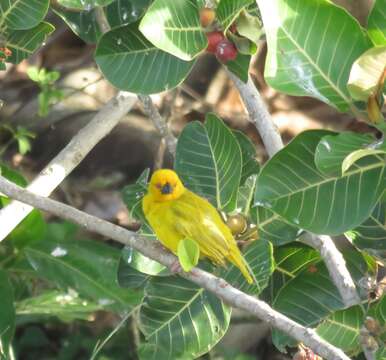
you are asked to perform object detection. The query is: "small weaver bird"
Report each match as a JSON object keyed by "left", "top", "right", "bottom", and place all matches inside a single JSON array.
[{"left": 142, "top": 169, "right": 253, "bottom": 283}]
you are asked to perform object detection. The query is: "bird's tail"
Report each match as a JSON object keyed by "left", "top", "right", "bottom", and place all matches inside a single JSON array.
[{"left": 228, "top": 247, "right": 254, "bottom": 284}]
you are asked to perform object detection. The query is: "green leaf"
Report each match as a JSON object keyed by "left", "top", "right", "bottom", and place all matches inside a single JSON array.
[
  {"left": 25, "top": 237, "right": 143, "bottom": 313},
  {"left": 315, "top": 132, "right": 376, "bottom": 176},
  {"left": 15, "top": 290, "right": 102, "bottom": 321},
  {"left": 95, "top": 23, "right": 194, "bottom": 94},
  {"left": 237, "top": 175, "right": 257, "bottom": 216},
  {"left": 0, "top": 0, "right": 49, "bottom": 30},
  {"left": 105, "top": 0, "right": 151, "bottom": 28},
  {"left": 257, "top": 0, "right": 371, "bottom": 111},
  {"left": 255, "top": 207, "right": 299, "bottom": 246},
  {"left": 120, "top": 245, "right": 170, "bottom": 276},
  {"left": 346, "top": 200, "right": 386, "bottom": 266},
  {"left": 26, "top": 67, "right": 40, "bottom": 82},
  {"left": 54, "top": 7, "right": 101, "bottom": 44},
  {"left": 139, "top": 0, "right": 207, "bottom": 61},
  {"left": 367, "top": 0, "right": 386, "bottom": 46},
  {"left": 235, "top": 11, "right": 263, "bottom": 44},
  {"left": 316, "top": 306, "right": 363, "bottom": 356},
  {"left": 177, "top": 238, "right": 200, "bottom": 272},
  {"left": 216, "top": 0, "right": 254, "bottom": 31},
  {"left": 121, "top": 168, "right": 149, "bottom": 222},
  {"left": 117, "top": 258, "right": 150, "bottom": 289},
  {"left": 255, "top": 130, "right": 386, "bottom": 235},
  {"left": 347, "top": 46, "right": 386, "bottom": 101},
  {"left": 233, "top": 130, "right": 260, "bottom": 184},
  {"left": 271, "top": 250, "right": 374, "bottom": 350},
  {"left": 223, "top": 239, "right": 274, "bottom": 295},
  {"left": 175, "top": 113, "right": 242, "bottom": 212},
  {"left": 0, "top": 270, "right": 15, "bottom": 360},
  {"left": 5, "top": 22, "right": 55, "bottom": 64},
  {"left": 56, "top": 0, "right": 114, "bottom": 11},
  {"left": 0, "top": 164, "right": 46, "bottom": 249},
  {"left": 224, "top": 52, "right": 250, "bottom": 83},
  {"left": 17, "top": 136, "right": 31, "bottom": 155},
  {"left": 343, "top": 148, "right": 386, "bottom": 175},
  {"left": 260, "top": 243, "right": 320, "bottom": 304},
  {"left": 139, "top": 276, "right": 231, "bottom": 359}
]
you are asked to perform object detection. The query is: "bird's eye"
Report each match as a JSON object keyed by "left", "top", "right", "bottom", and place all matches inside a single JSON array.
[{"left": 155, "top": 183, "right": 162, "bottom": 189}]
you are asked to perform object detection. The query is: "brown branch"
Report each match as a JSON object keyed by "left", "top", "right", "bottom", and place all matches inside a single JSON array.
[{"left": 0, "top": 176, "right": 351, "bottom": 360}]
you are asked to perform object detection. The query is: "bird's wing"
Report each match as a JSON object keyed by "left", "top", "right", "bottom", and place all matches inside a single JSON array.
[{"left": 169, "top": 191, "right": 230, "bottom": 265}]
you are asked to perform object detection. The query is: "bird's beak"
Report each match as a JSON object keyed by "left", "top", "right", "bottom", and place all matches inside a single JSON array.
[{"left": 160, "top": 182, "right": 173, "bottom": 194}]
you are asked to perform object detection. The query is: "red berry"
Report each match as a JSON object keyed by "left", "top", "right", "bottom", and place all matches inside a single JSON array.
[
  {"left": 206, "top": 31, "right": 225, "bottom": 53},
  {"left": 215, "top": 39, "right": 238, "bottom": 62}
]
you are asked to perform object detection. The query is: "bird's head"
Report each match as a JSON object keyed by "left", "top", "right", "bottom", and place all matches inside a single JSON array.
[{"left": 148, "top": 169, "right": 185, "bottom": 202}]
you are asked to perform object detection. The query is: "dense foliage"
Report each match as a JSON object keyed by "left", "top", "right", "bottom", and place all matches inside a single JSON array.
[{"left": 0, "top": 0, "right": 385, "bottom": 359}]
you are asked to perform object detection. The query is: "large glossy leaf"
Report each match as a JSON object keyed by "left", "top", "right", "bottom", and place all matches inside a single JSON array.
[
  {"left": 348, "top": 46, "right": 386, "bottom": 101},
  {"left": 222, "top": 239, "right": 274, "bottom": 295},
  {"left": 57, "top": 0, "right": 114, "bottom": 11},
  {"left": 237, "top": 175, "right": 257, "bottom": 217},
  {"left": 25, "top": 238, "right": 143, "bottom": 313},
  {"left": 314, "top": 132, "right": 376, "bottom": 176},
  {"left": 54, "top": 8, "right": 101, "bottom": 44},
  {"left": 257, "top": 0, "right": 371, "bottom": 111},
  {"left": 271, "top": 250, "right": 375, "bottom": 349},
  {"left": 95, "top": 23, "right": 194, "bottom": 94},
  {"left": 233, "top": 130, "right": 260, "bottom": 185},
  {"left": 346, "top": 200, "right": 386, "bottom": 265},
  {"left": 316, "top": 306, "right": 362, "bottom": 356},
  {"left": 255, "top": 130, "right": 386, "bottom": 235},
  {"left": 261, "top": 243, "right": 320, "bottom": 307},
  {"left": 117, "top": 258, "right": 150, "bottom": 289},
  {"left": 0, "top": 0, "right": 49, "bottom": 30},
  {"left": 139, "top": 276, "right": 231, "bottom": 359},
  {"left": 255, "top": 207, "right": 299, "bottom": 246},
  {"left": 105, "top": 0, "right": 151, "bottom": 28},
  {"left": 175, "top": 113, "right": 242, "bottom": 212},
  {"left": 367, "top": 0, "right": 386, "bottom": 46},
  {"left": 16, "top": 290, "right": 102, "bottom": 321},
  {"left": 0, "top": 270, "right": 15, "bottom": 359},
  {"left": 5, "top": 22, "right": 55, "bottom": 64},
  {"left": 216, "top": 0, "right": 254, "bottom": 31},
  {"left": 139, "top": 0, "right": 207, "bottom": 61}
]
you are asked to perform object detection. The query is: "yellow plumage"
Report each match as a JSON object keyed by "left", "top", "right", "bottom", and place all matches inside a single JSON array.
[{"left": 142, "top": 169, "right": 253, "bottom": 284}]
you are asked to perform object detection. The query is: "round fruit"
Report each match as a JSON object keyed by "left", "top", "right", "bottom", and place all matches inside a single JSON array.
[
  {"left": 226, "top": 214, "right": 247, "bottom": 235},
  {"left": 200, "top": 7, "right": 216, "bottom": 28},
  {"left": 206, "top": 31, "right": 225, "bottom": 53},
  {"left": 216, "top": 39, "right": 238, "bottom": 62}
]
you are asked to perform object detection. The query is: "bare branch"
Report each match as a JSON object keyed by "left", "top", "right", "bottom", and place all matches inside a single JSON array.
[
  {"left": 0, "top": 176, "right": 351, "bottom": 360},
  {"left": 303, "top": 234, "right": 361, "bottom": 307},
  {"left": 226, "top": 71, "right": 284, "bottom": 157},
  {"left": 138, "top": 94, "right": 177, "bottom": 155},
  {"left": 94, "top": 6, "right": 110, "bottom": 34},
  {"left": 0, "top": 92, "right": 137, "bottom": 242}
]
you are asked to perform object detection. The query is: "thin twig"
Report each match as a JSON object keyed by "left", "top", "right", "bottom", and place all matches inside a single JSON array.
[
  {"left": 0, "top": 176, "right": 351, "bottom": 360},
  {"left": 0, "top": 92, "right": 137, "bottom": 242},
  {"left": 138, "top": 94, "right": 177, "bottom": 155},
  {"left": 226, "top": 71, "right": 284, "bottom": 157},
  {"left": 303, "top": 234, "right": 361, "bottom": 307}
]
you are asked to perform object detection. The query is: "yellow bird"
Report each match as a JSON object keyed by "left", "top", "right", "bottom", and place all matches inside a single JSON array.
[{"left": 142, "top": 169, "right": 253, "bottom": 284}]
